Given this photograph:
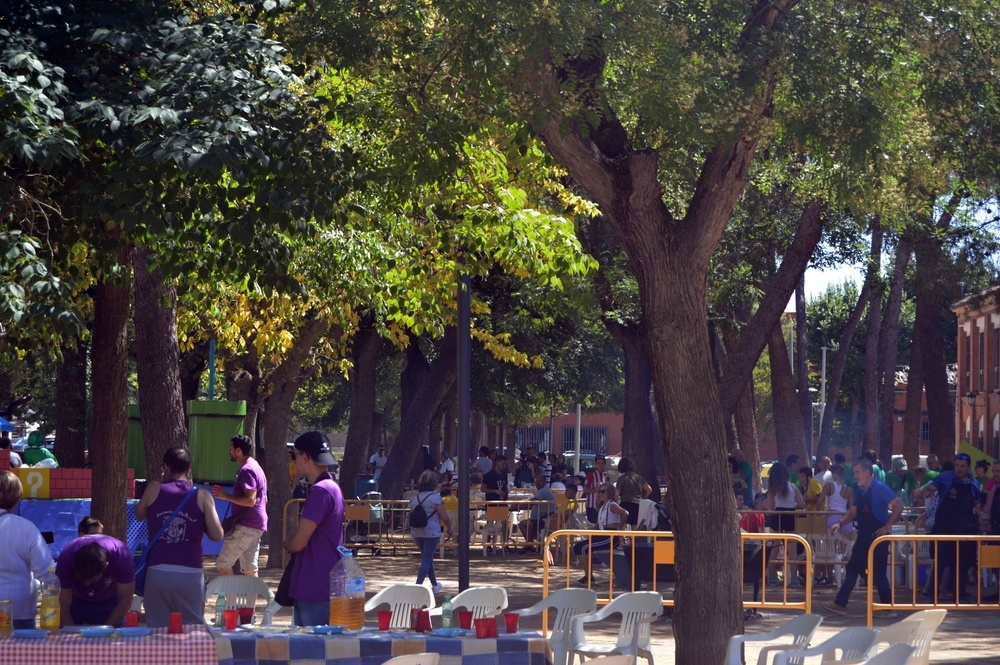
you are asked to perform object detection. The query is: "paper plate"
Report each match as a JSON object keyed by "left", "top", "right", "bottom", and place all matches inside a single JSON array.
[
  {"left": 118, "top": 627, "right": 153, "bottom": 637},
  {"left": 13, "top": 629, "right": 50, "bottom": 639},
  {"left": 310, "top": 625, "right": 346, "bottom": 634},
  {"left": 79, "top": 626, "right": 116, "bottom": 638}
]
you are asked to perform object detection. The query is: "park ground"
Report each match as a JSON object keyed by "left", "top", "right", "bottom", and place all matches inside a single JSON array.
[{"left": 209, "top": 546, "right": 1000, "bottom": 664}]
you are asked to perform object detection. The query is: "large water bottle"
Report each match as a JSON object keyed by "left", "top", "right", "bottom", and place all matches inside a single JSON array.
[
  {"left": 40, "top": 566, "right": 60, "bottom": 632},
  {"left": 329, "top": 546, "right": 365, "bottom": 629},
  {"left": 214, "top": 594, "right": 227, "bottom": 627},
  {"left": 441, "top": 595, "right": 453, "bottom": 629}
]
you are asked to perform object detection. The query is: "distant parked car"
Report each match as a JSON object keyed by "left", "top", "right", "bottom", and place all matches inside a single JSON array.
[
  {"left": 562, "top": 452, "right": 620, "bottom": 481},
  {"left": 11, "top": 437, "right": 27, "bottom": 452}
]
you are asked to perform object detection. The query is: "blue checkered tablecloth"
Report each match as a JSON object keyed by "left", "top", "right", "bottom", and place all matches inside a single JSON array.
[{"left": 214, "top": 630, "right": 552, "bottom": 665}]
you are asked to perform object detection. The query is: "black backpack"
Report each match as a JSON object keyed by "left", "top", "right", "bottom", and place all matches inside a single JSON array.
[{"left": 409, "top": 494, "right": 429, "bottom": 528}]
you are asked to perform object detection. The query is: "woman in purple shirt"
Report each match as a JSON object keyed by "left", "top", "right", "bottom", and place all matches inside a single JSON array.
[{"left": 135, "top": 447, "right": 223, "bottom": 626}]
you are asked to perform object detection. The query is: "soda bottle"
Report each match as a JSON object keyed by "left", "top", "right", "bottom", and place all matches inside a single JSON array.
[
  {"left": 329, "top": 546, "right": 365, "bottom": 629},
  {"left": 40, "top": 566, "right": 60, "bottom": 632},
  {"left": 441, "top": 595, "right": 453, "bottom": 629}
]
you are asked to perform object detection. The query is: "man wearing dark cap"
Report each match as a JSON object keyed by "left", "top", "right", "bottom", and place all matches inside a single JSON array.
[{"left": 284, "top": 431, "right": 345, "bottom": 627}]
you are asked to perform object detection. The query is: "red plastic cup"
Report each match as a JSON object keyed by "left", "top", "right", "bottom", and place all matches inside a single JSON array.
[
  {"left": 416, "top": 609, "right": 432, "bottom": 633},
  {"left": 410, "top": 608, "right": 420, "bottom": 630},
  {"left": 457, "top": 610, "right": 474, "bottom": 630},
  {"left": 488, "top": 617, "right": 499, "bottom": 638},
  {"left": 474, "top": 618, "right": 490, "bottom": 639},
  {"left": 125, "top": 611, "right": 139, "bottom": 628},
  {"left": 223, "top": 609, "right": 238, "bottom": 630},
  {"left": 503, "top": 613, "right": 519, "bottom": 633},
  {"left": 168, "top": 611, "right": 183, "bottom": 634},
  {"left": 377, "top": 609, "right": 392, "bottom": 631},
  {"left": 238, "top": 607, "right": 254, "bottom": 625}
]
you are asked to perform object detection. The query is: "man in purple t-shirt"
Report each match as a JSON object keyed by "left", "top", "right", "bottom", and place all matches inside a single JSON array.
[
  {"left": 55, "top": 534, "right": 135, "bottom": 627},
  {"left": 213, "top": 434, "right": 268, "bottom": 576},
  {"left": 284, "top": 430, "right": 344, "bottom": 627}
]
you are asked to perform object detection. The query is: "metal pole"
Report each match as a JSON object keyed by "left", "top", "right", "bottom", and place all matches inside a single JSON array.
[
  {"left": 574, "top": 404, "right": 582, "bottom": 475},
  {"left": 457, "top": 275, "right": 471, "bottom": 591}
]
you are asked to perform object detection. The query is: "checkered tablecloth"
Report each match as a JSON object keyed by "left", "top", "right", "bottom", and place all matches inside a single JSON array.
[
  {"left": 215, "top": 629, "right": 553, "bottom": 665},
  {"left": 0, "top": 625, "right": 217, "bottom": 665}
]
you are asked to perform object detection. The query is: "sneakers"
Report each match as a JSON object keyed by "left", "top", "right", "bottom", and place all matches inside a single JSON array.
[
  {"left": 766, "top": 576, "right": 782, "bottom": 586},
  {"left": 876, "top": 610, "right": 898, "bottom": 618},
  {"left": 789, "top": 576, "right": 806, "bottom": 588},
  {"left": 822, "top": 601, "right": 847, "bottom": 615},
  {"left": 432, "top": 582, "right": 443, "bottom": 595},
  {"left": 577, "top": 575, "right": 593, "bottom": 587}
]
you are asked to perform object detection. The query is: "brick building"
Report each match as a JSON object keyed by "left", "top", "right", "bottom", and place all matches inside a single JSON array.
[{"left": 952, "top": 285, "right": 1000, "bottom": 458}]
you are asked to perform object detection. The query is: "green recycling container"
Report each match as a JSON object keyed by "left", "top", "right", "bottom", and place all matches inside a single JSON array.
[
  {"left": 127, "top": 404, "right": 147, "bottom": 478},
  {"left": 187, "top": 400, "right": 246, "bottom": 483}
]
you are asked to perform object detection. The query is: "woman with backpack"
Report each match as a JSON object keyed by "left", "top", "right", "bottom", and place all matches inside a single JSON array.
[{"left": 408, "top": 470, "right": 451, "bottom": 595}]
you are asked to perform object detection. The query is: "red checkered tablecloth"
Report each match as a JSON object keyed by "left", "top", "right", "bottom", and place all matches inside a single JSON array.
[{"left": 0, "top": 625, "right": 217, "bottom": 665}]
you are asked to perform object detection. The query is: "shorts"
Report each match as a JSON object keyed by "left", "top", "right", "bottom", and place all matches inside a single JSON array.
[{"left": 217, "top": 524, "right": 264, "bottom": 573}]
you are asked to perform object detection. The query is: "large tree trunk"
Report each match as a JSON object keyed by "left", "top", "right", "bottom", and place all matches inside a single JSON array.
[
  {"left": 521, "top": 4, "right": 795, "bottom": 658},
  {"left": 817, "top": 282, "right": 872, "bottom": 458},
  {"left": 261, "top": 315, "right": 332, "bottom": 568},
  {"left": 179, "top": 342, "right": 209, "bottom": 404},
  {"left": 878, "top": 238, "right": 911, "bottom": 463},
  {"left": 734, "top": 377, "right": 762, "bottom": 494},
  {"left": 863, "top": 228, "right": 884, "bottom": 457},
  {"left": 378, "top": 327, "right": 458, "bottom": 499},
  {"left": 400, "top": 336, "right": 431, "bottom": 457},
  {"left": 226, "top": 358, "right": 262, "bottom": 445},
  {"left": 903, "top": 344, "right": 924, "bottom": 469},
  {"left": 54, "top": 338, "right": 88, "bottom": 468},
  {"left": 712, "top": 326, "right": 740, "bottom": 450},
  {"left": 619, "top": 325, "right": 665, "bottom": 499},
  {"left": 768, "top": 323, "right": 808, "bottom": 464},
  {"left": 914, "top": 202, "right": 959, "bottom": 460},
  {"left": 90, "top": 255, "right": 131, "bottom": 542},
  {"left": 133, "top": 249, "right": 188, "bottom": 468},
  {"left": 339, "top": 325, "right": 382, "bottom": 499}
]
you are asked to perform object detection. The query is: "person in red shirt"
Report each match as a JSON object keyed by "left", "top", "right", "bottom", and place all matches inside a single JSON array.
[{"left": 738, "top": 493, "right": 767, "bottom": 533}]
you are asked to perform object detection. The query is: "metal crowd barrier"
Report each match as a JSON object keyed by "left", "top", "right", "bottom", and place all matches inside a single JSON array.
[
  {"left": 541, "top": 529, "right": 813, "bottom": 613},
  {"left": 867, "top": 534, "right": 1000, "bottom": 626}
]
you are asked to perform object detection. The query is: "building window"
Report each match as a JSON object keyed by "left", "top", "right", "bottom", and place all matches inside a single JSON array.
[
  {"left": 516, "top": 425, "right": 552, "bottom": 452},
  {"left": 979, "top": 329, "right": 985, "bottom": 391},
  {"left": 994, "top": 325, "right": 999, "bottom": 390},
  {"left": 921, "top": 419, "right": 930, "bottom": 443},
  {"left": 965, "top": 333, "right": 971, "bottom": 392},
  {"left": 560, "top": 425, "right": 608, "bottom": 455}
]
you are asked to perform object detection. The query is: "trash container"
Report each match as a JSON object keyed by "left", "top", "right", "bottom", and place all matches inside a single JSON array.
[
  {"left": 187, "top": 400, "right": 246, "bottom": 483},
  {"left": 355, "top": 475, "right": 377, "bottom": 499}
]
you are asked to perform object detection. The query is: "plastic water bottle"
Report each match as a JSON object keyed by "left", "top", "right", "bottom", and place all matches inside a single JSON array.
[
  {"left": 329, "top": 546, "right": 365, "bottom": 629},
  {"left": 40, "top": 566, "right": 60, "bottom": 632},
  {"left": 214, "top": 594, "right": 227, "bottom": 627},
  {"left": 441, "top": 595, "right": 453, "bottom": 629}
]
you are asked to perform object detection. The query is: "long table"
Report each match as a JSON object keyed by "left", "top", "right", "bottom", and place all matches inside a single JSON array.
[{"left": 0, "top": 626, "right": 553, "bottom": 665}]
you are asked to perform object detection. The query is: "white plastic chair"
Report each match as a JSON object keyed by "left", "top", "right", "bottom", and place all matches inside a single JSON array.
[
  {"left": 569, "top": 591, "right": 663, "bottom": 665},
  {"left": 850, "top": 644, "right": 915, "bottom": 665},
  {"left": 518, "top": 589, "right": 598, "bottom": 665},
  {"left": 773, "top": 626, "right": 878, "bottom": 665},
  {"left": 364, "top": 583, "right": 436, "bottom": 629},
  {"left": 383, "top": 654, "right": 441, "bottom": 665},
  {"left": 205, "top": 575, "right": 279, "bottom": 616},
  {"left": 429, "top": 586, "right": 508, "bottom": 618},
  {"left": 580, "top": 657, "right": 636, "bottom": 665},
  {"left": 873, "top": 610, "right": 946, "bottom": 665},
  {"left": 724, "top": 614, "right": 823, "bottom": 665}
]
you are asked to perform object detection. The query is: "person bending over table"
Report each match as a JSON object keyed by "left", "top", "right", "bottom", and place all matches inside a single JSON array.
[{"left": 55, "top": 534, "right": 135, "bottom": 627}]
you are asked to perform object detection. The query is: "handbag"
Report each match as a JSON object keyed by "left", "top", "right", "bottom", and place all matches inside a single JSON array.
[
  {"left": 274, "top": 553, "right": 296, "bottom": 607},
  {"left": 220, "top": 504, "right": 236, "bottom": 536},
  {"left": 134, "top": 487, "right": 198, "bottom": 595}
]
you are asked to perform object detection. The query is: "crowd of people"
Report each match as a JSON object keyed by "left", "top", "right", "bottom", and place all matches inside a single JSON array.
[{"left": 730, "top": 447, "right": 1000, "bottom": 612}]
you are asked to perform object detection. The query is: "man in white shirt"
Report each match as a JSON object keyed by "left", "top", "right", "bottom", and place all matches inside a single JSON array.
[
  {"left": 472, "top": 446, "right": 493, "bottom": 474},
  {"left": 438, "top": 451, "right": 455, "bottom": 482},
  {"left": 816, "top": 456, "right": 833, "bottom": 485},
  {"left": 368, "top": 444, "right": 387, "bottom": 480}
]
